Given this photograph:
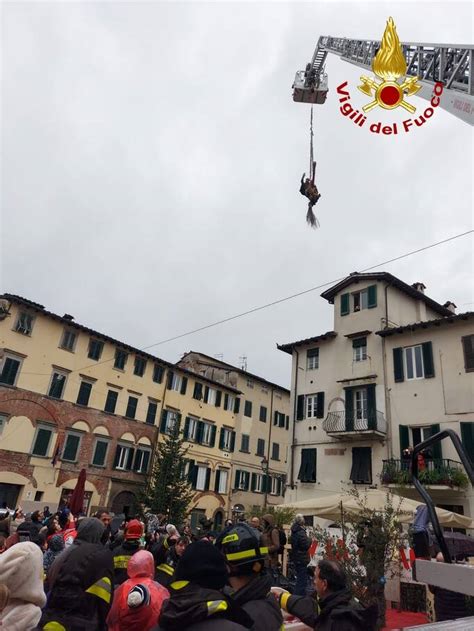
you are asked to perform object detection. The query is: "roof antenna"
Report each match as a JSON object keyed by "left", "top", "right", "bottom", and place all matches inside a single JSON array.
[{"left": 239, "top": 355, "right": 247, "bottom": 371}]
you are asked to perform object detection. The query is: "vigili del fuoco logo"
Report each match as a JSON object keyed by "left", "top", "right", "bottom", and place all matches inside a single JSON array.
[{"left": 336, "top": 17, "right": 444, "bottom": 134}]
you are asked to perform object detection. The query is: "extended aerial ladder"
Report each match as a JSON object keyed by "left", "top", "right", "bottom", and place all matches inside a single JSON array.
[{"left": 293, "top": 36, "right": 474, "bottom": 125}]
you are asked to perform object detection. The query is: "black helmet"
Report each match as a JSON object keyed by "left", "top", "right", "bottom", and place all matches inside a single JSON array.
[{"left": 216, "top": 523, "right": 267, "bottom": 575}]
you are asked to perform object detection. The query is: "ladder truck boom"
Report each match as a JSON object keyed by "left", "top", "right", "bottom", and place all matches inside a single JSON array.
[{"left": 293, "top": 36, "right": 474, "bottom": 125}]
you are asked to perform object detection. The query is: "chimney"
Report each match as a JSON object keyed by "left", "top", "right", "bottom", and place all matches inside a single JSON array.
[
  {"left": 443, "top": 301, "right": 457, "bottom": 314},
  {"left": 412, "top": 282, "right": 426, "bottom": 294},
  {"left": 63, "top": 314, "right": 75, "bottom": 321}
]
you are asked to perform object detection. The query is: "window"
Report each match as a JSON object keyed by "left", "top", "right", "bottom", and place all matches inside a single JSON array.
[
  {"left": 404, "top": 345, "right": 424, "bottom": 380},
  {"left": 145, "top": 401, "right": 157, "bottom": 425},
  {"left": 462, "top": 335, "right": 474, "bottom": 372},
  {"left": 341, "top": 285, "right": 377, "bottom": 315},
  {"left": 60, "top": 329, "right": 77, "bottom": 352},
  {"left": 14, "top": 311, "right": 34, "bottom": 335},
  {"left": 114, "top": 444, "right": 134, "bottom": 470},
  {"left": 354, "top": 388, "right": 368, "bottom": 421},
  {"left": 125, "top": 396, "right": 139, "bottom": 420},
  {"left": 306, "top": 393, "right": 325, "bottom": 419},
  {"left": 256, "top": 438, "right": 265, "bottom": 457},
  {"left": 274, "top": 411, "right": 286, "bottom": 426},
  {"left": 0, "top": 354, "right": 22, "bottom": 386},
  {"left": 205, "top": 387, "right": 216, "bottom": 405},
  {"left": 62, "top": 432, "right": 82, "bottom": 462},
  {"left": 240, "top": 434, "right": 250, "bottom": 452},
  {"left": 201, "top": 422, "right": 214, "bottom": 446},
  {"left": 134, "top": 357, "right": 147, "bottom": 377},
  {"left": 353, "top": 289, "right": 369, "bottom": 312},
  {"left": 92, "top": 438, "right": 109, "bottom": 467},
  {"left": 460, "top": 422, "right": 474, "bottom": 465},
  {"left": 259, "top": 406, "right": 267, "bottom": 423},
  {"left": 134, "top": 448, "right": 151, "bottom": 473},
  {"left": 0, "top": 414, "right": 6, "bottom": 436},
  {"left": 169, "top": 373, "right": 183, "bottom": 392},
  {"left": 271, "top": 443, "right": 280, "bottom": 460},
  {"left": 31, "top": 425, "right": 53, "bottom": 457},
  {"left": 153, "top": 364, "right": 164, "bottom": 383},
  {"left": 48, "top": 370, "right": 67, "bottom": 399},
  {"left": 217, "top": 469, "right": 228, "bottom": 494},
  {"left": 185, "top": 417, "right": 199, "bottom": 441},
  {"left": 298, "top": 448, "right": 317, "bottom": 482},
  {"left": 34, "top": 491, "right": 44, "bottom": 502},
  {"left": 353, "top": 337, "right": 367, "bottom": 362},
  {"left": 114, "top": 349, "right": 128, "bottom": 370},
  {"left": 87, "top": 339, "right": 104, "bottom": 361},
  {"left": 271, "top": 477, "right": 280, "bottom": 495},
  {"left": 76, "top": 381, "right": 93, "bottom": 406},
  {"left": 244, "top": 400, "right": 252, "bottom": 417},
  {"left": 247, "top": 379, "right": 254, "bottom": 389},
  {"left": 350, "top": 447, "right": 372, "bottom": 484},
  {"left": 161, "top": 410, "right": 180, "bottom": 435},
  {"left": 224, "top": 394, "right": 235, "bottom": 411},
  {"left": 235, "top": 470, "right": 250, "bottom": 491},
  {"left": 411, "top": 426, "right": 433, "bottom": 447},
  {"left": 307, "top": 348, "right": 319, "bottom": 370},
  {"left": 196, "top": 465, "right": 209, "bottom": 491},
  {"left": 104, "top": 390, "right": 118, "bottom": 414},
  {"left": 252, "top": 473, "right": 264, "bottom": 493},
  {"left": 220, "top": 428, "right": 234, "bottom": 451}
]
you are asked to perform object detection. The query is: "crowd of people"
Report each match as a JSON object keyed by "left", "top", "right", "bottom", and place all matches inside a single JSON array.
[{"left": 0, "top": 504, "right": 379, "bottom": 631}]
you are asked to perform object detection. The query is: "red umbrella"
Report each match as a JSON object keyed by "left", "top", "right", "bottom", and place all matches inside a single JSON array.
[{"left": 68, "top": 468, "right": 87, "bottom": 516}]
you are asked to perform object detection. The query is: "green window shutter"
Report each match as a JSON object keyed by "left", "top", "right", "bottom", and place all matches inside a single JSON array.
[
  {"left": 399, "top": 425, "right": 409, "bottom": 456},
  {"left": 196, "top": 421, "right": 204, "bottom": 444},
  {"left": 234, "top": 470, "right": 241, "bottom": 490},
  {"left": 366, "top": 384, "right": 376, "bottom": 430},
  {"left": 345, "top": 389, "right": 354, "bottom": 431},
  {"left": 215, "top": 391, "right": 222, "bottom": 407},
  {"left": 214, "top": 470, "right": 221, "bottom": 493},
  {"left": 422, "top": 342, "right": 435, "bottom": 378},
  {"left": 234, "top": 398, "right": 240, "bottom": 414},
  {"left": 296, "top": 395, "right": 305, "bottom": 421},
  {"left": 204, "top": 386, "right": 210, "bottom": 403},
  {"left": 224, "top": 393, "right": 229, "bottom": 409},
  {"left": 193, "top": 382, "right": 203, "bottom": 400},
  {"left": 184, "top": 417, "right": 191, "bottom": 440},
  {"left": 204, "top": 468, "right": 211, "bottom": 491},
  {"left": 251, "top": 473, "right": 257, "bottom": 492},
  {"left": 113, "top": 446, "right": 121, "bottom": 468},
  {"left": 187, "top": 460, "right": 196, "bottom": 486},
  {"left": 260, "top": 406, "right": 267, "bottom": 423},
  {"left": 393, "top": 348, "right": 404, "bottom": 382},
  {"left": 218, "top": 428, "right": 225, "bottom": 450},
  {"left": 430, "top": 424, "right": 442, "bottom": 460},
  {"left": 274, "top": 411, "right": 278, "bottom": 426},
  {"left": 286, "top": 415, "right": 289, "bottom": 430},
  {"left": 167, "top": 371, "right": 174, "bottom": 389},
  {"left": 209, "top": 425, "right": 217, "bottom": 448},
  {"left": 460, "top": 423, "right": 474, "bottom": 465},
  {"left": 142, "top": 451, "right": 150, "bottom": 473},
  {"left": 230, "top": 431, "right": 236, "bottom": 452},
  {"left": 159, "top": 410, "right": 168, "bottom": 433},
  {"left": 316, "top": 392, "right": 325, "bottom": 419},
  {"left": 92, "top": 440, "right": 108, "bottom": 466},
  {"left": 180, "top": 377, "right": 188, "bottom": 395},
  {"left": 126, "top": 448, "right": 135, "bottom": 470},
  {"left": 368, "top": 284, "right": 377, "bottom": 308},
  {"left": 340, "top": 293, "right": 350, "bottom": 316},
  {"left": 62, "top": 434, "right": 80, "bottom": 461},
  {"left": 244, "top": 471, "right": 250, "bottom": 491},
  {"left": 175, "top": 413, "right": 182, "bottom": 432}
]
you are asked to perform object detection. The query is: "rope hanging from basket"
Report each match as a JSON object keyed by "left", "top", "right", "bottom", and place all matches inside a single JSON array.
[{"left": 309, "top": 105, "right": 314, "bottom": 181}]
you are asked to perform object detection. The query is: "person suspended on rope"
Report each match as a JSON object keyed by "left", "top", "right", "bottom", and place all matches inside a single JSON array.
[{"left": 299, "top": 161, "right": 321, "bottom": 228}]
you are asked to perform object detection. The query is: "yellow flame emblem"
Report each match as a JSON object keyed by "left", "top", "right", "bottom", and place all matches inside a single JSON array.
[{"left": 358, "top": 17, "right": 421, "bottom": 113}]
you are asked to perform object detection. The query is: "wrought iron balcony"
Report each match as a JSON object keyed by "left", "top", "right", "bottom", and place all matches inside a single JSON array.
[
  {"left": 323, "top": 410, "right": 387, "bottom": 437},
  {"left": 381, "top": 459, "right": 469, "bottom": 489}
]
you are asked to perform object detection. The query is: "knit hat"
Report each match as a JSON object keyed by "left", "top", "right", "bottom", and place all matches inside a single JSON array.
[
  {"left": 125, "top": 519, "right": 144, "bottom": 540},
  {"left": 0, "top": 542, "right": 47, "bottom": 607},
  {"left": 174, "top": 541, "right": 228, "bottom": 590},
  {"left": 127, "top": 584, "right": 151, "bottom": 608}
]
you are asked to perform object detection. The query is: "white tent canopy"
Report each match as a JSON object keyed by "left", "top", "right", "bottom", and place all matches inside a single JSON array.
[{"left": 277, "top": 489, "right": 474, "bottom": 529}]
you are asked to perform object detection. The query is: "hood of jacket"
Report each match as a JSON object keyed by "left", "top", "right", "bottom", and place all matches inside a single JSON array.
[
  {"left": 291, "top": 523, "right": 304, "bottom": 535},
  {"left": 0, "top": 542, "right": 47, "bottom": 607},
  {"left": 262, "top": 514, "right": 275, "bottom": 528},
  {"left": 127, "top": 550, "right": 155, "bottom": 579},
  {"left": 76, "top": 517, "right": 105, "bottom": 544},
  {"left": 159, "top": 581, "right": 253, "bottom": 630},
  {"left": 228, "top": 572, "right": 273, "bottom": 606},
  {"left": 319, "top": 589, "right": 377, "bottom": 629}
]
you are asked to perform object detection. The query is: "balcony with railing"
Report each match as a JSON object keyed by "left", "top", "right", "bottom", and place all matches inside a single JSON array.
[
  {"left": 381, "top": 459, "right": 469, "bottom": 489},
  {"left": 322, "top": 410, "right": 387, "bottom": 438}
]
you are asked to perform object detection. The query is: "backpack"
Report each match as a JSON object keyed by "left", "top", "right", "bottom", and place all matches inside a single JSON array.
[{"left": 277, "top": 528, "right": 287, "bottom": 554}]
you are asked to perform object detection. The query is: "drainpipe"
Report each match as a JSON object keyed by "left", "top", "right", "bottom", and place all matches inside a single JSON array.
[
  {"left": 264, "top": 387, "right": 275, "bottom": 509},
  {"left": 290, "top": 349, "right": 300, "bottom": 489},
  {"left": 382, "top": 285, "right": 393, "bottom": 459}
]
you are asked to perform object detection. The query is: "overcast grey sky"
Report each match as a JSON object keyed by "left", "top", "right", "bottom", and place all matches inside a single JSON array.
[{"left": 2, "top": 1, "right": 473, "bottom": 388}]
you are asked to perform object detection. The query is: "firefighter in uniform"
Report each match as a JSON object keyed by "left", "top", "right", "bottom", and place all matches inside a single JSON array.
[
  {"left": 39, "top": 517, "right": 114, "bottom": 631},
  {"left": 112, "top": 519, "right": 144, "bottom": 587},
  {"left": 217, "top": 522, "right": 284, "bottom": 631},
  {"left": 155, "top": 536, "right": 189, "bottom": 588}
]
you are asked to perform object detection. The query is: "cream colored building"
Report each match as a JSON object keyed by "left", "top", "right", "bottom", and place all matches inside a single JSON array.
[
  {"left": 0, "top": 294, "right": 239, "bottom": 527},
  {"left": 178, "top": 352, "right": 291, "bottom": 518},
  {"left": 278, "top": 272, "right": 474, "bottom": 520}
]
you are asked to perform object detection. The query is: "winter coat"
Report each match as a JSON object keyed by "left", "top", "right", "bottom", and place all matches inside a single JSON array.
[
  {"left": 261, "top": 514, "right": 280, "bottom": 569},
  {"left": 155, "top": 546, "right": 180, "bottom": 588},
  {"left": 283, "top": 588, "right": 377, "bottom": 631},
  {"left": 43, "top": 534, "right": 65, "bottom": 574},
  {"left": 431, "top": 586, "right": 468, "bottom": 622},
  {"left": 152, "top": 580, "right": 254, "bottom": 631},
  {"left": 0, "top": 541, "right": 47, "bottom": 631},
  {"left": 112, "top": 539, "right": 142, "bottom": 586},
  {"left": 291, "top": 522, "right": 310, "bottom": 565},
  {"left": 107, "top": 550, "right": 169, "bottom": 631},
  {"left": 227, "top": 572, "right": 283, "bottom": 631},
  {"left": 39, "top": 518, "right": 114, "bottom": 631}
]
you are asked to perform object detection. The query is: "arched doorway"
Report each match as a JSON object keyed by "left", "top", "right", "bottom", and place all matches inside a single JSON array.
[
  {"left": 213, "top": 509, "right": 224, "bottom": 532},
  {"left": 111, "top": 491, "right": 137, "bottom": 518}
]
